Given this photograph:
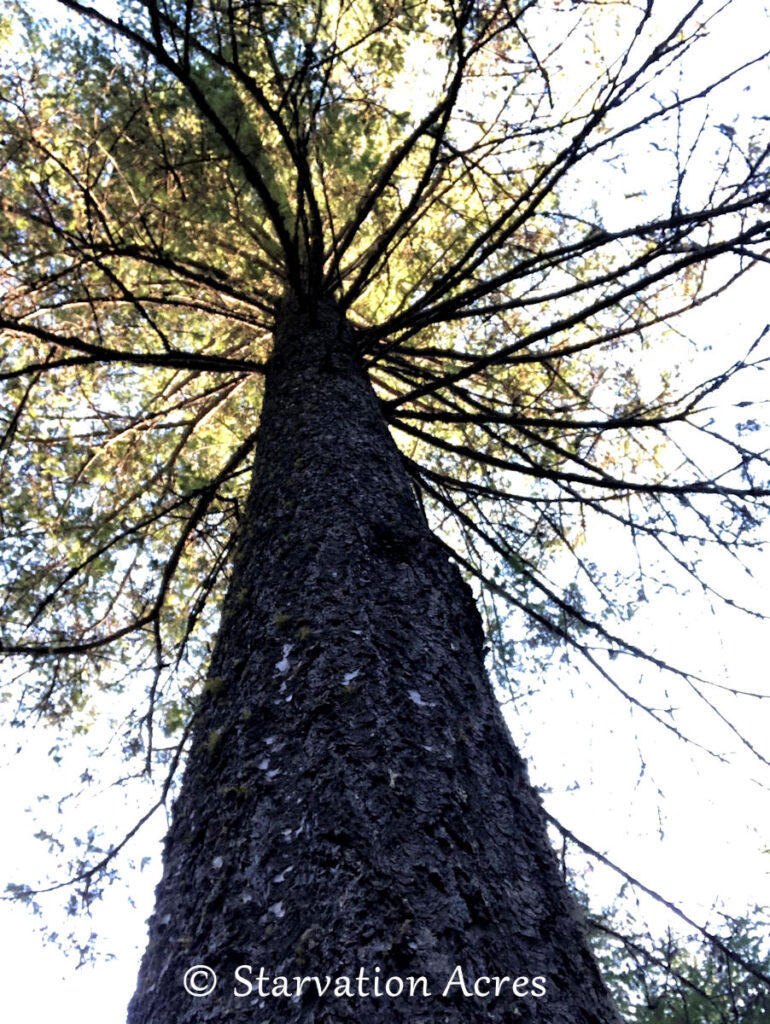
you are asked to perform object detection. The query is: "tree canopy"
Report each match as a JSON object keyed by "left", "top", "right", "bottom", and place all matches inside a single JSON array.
[{"left": 1, "top": 0, "right": 769, "bottom": 1005}]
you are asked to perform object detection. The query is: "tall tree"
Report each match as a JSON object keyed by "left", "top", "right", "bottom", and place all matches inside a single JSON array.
[{"left": 1, "top": 0, "right": 769, "bottom": 1021}]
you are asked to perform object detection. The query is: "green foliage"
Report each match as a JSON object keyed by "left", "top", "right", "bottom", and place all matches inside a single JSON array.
[{"left": 589, "top": 904, "right": 770, "bottom": 1024}]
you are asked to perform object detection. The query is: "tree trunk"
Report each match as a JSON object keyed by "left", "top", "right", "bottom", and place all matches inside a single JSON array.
[{"left": 128, "top": 297, "right": 621, "bottom": 1024}]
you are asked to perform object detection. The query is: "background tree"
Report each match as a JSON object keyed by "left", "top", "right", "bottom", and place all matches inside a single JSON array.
[
  {"left": 587, "top": 899, "right": 770, "bottom": 1024},
  {"left": 1, "top": 0, "right": 769, "bottom": 1020}
]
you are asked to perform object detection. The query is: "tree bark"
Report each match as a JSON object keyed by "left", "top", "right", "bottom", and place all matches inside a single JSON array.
[{"left": 128, "top": 297, "right": 621, "bottom": 1024}]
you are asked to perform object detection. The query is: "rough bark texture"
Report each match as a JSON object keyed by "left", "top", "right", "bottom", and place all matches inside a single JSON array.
[{"left": 128, "top": 298, "right": 622, "bottom": 1024}]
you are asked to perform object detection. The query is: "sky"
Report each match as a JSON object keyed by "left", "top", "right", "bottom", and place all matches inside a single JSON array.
[{"left": 1, "top": 1, "right": 769, "bottom": 1022}]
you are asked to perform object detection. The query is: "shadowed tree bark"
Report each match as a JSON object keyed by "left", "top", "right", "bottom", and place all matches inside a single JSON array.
[{"left": 127, "top": 296, "right": 621, "bottom": 1023}]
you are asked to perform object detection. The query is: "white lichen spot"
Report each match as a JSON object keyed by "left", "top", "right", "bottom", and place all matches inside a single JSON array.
[
  {"left": 211, "top": 856, "right": 223, "bottom": 871},
  {"left": 342, "top": 669, "right": 360, "bottom": 685},
  {"left": 266, "top": 768, "right": 281, "bottom": 779},
  {"left": 388, "top": 770, "right": 400, "bottom": 788},
  {"left": 269, "top": 901, "right": 285, "bottom": 919},
  {"left": 408, "top": 689, "right": 433, "bottom": 707},
  {"left": 282, "top": 818, "right": 305, "bottom": 839},
  {"left": 241, "top": 892, "right": 253, "bottom": 904},
  {"left": 272, "top": 865, "right": 294, "bottom": 883},
  {"left": 258, "top": 758, "right": 270, "bottom": 770},
  {"left": 265, "top": 736, "right": 277, "bottom": 745},
  {"left": 274, "top": 643, "right": 293, "bottom": 675}
]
